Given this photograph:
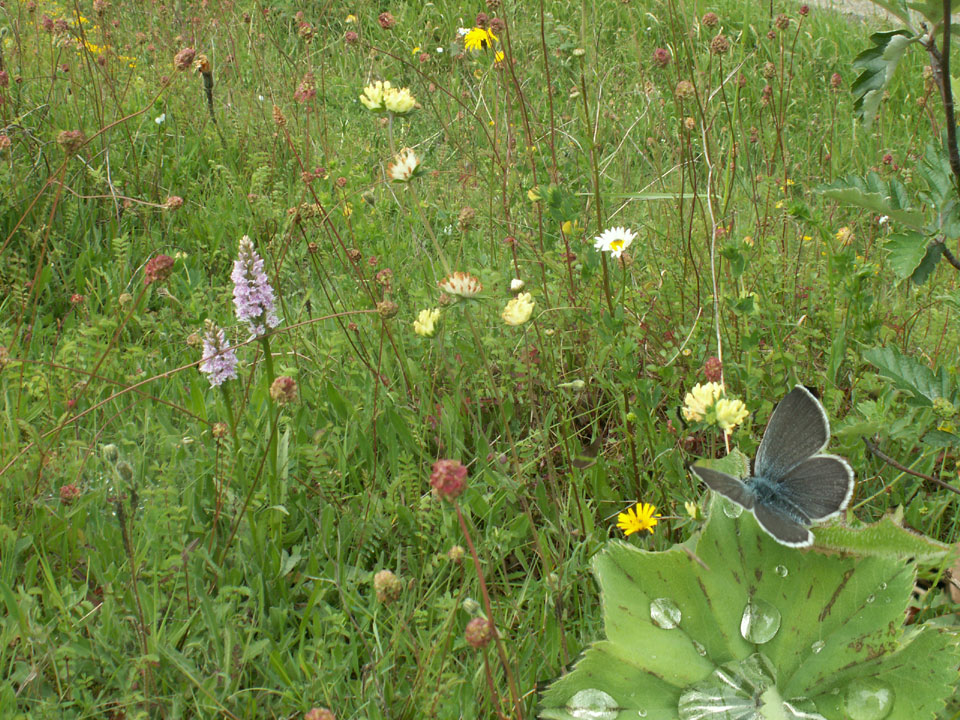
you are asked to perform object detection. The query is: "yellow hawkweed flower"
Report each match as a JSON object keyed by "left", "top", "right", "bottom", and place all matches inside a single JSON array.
[
  {"left": 464, "top": 27, "right": 497, "bottom": 52},
  {"left": 617, "top": 502, "right": 661, "bottom": 536}
]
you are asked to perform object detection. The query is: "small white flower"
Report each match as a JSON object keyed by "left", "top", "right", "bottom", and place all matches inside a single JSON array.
[
  {"left": 457, "top": 27, "right": 470, "bottom": 37},
  {"left": 258, "top": 94, "right": 264, "bottom": 102},
  {"left": 388, "top": 148, "right": 421, "bottom": 182},
  {"left": 593, "top": 226, "right": 636, "bottom": 258},
  {"left": 510, "top": 278, "right": 525, "bottom": 292},
  {"left": 879, "top": 215, "right": 889, "bottom": 226},
  {"left": 155, "top": 113, "right": 166, "bottom": 125},
  {"left": 436, "top": 47, "right": 444, "bottom": 53}
]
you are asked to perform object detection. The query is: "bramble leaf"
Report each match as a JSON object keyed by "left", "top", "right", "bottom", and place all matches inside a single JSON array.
[{"left": 863, "top": 345, "right": 956, "bottom": 406}]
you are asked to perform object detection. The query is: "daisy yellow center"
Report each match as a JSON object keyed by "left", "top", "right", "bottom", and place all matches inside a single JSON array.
[{"left": 610, "top": 239, "right": 624, "bottom": 251}]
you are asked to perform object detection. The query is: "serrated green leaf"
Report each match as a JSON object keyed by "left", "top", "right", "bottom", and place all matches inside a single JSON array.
[
  {"left": 851, "top": 31, "right": 915, "bottom": 129},
  {"left": 817, "top": 176, "right": 924, "bottom": 231},
  {"left": 863, "top": 345, "right": 956, "bottom": 405},
  {"left": 813, "top": 514, "right": 952, "bottom": 563},
  {"left": 909, "top": 240, "right": 943, "bottom": 285},
  {"left": 921, "top": 428, "right": 960, "bottom": 448},
  {"left": 884, "top": 232, "right": 929, "bottom": 280},
  {"left": 539, "top": 499, "right": 959, "bottom": 720}
]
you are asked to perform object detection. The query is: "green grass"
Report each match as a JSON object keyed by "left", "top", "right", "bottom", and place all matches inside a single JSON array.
[{"left": 0, "top": 0, "right": 958, "bottom": 718}]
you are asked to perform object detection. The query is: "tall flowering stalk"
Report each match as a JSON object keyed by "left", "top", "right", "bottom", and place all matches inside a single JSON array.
[
  {"left": 232, "top": 235, "right": 280, "bottom": 339},
  {"left": 198, "top": 320, "right": 238, "bottom": 387}
]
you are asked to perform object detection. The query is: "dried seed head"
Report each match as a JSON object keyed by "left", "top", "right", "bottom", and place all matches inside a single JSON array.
[
  {"left": 701, "top": 12, "right": 719, "bottom": 28},
  {"left": 173, "top": 47, "right": 196, "bottom": 71},
  {"left": 304, "top": 709, "right": 336, "bottom": 720},
  {"left": 465, "top": 618, "right": 494, "bottom": 648},
  {"left": 430, "top": 459, "right": 468, "bottom": 501},
  {"left": 272, "top": 105, "right": 287, "bottom": 127},
  {"left": 710, "top": 34, "right": 730, "bottom": 55},
  {"left": 56, "top": 130, "right": 86, "bottom": 155},
  {"left": 652, "top": 47, "right": 671, "bottom": 68},
  {"left": 378, "top": 12, "right": 396, "bottom": 29},
  {"left": 374, "top": 569, "right": 403, "bottom": 604},
  {"left": 376, "top": 299, "right": 399, "bottom": 319},
  {"left": 270, "top": 376, "right": 298, "bottom": 405}
]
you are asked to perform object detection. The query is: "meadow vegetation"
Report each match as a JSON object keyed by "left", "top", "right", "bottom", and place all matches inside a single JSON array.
[{"left": 1, "top": 0, "right": 958, "bottom": 718}]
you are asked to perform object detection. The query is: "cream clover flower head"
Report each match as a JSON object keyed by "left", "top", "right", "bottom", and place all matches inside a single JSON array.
[
  {"left": 384, "top": 86, "right": 416, "bottom": 114},
  {"left": 593, "top": 226, "right": 636, "bottom": 258},
  {"left": 438, "top": 272, "right": 482, "bottom": 298},
  {"left": 715, "top": 397, "right": 749, "bottom": 433},
  {"left": 510, "top": 278, "right": 525, "bottom": 292},
  {"left": 413, "top": 308, "right": 441, "bottom": 337},
  {"left": 360, "top": 80, "right": 393, "bottom": 112},
  {"left": 502, "top": 292, "right": 534, "bottom": 326},
  {"left": 681, "top": 382, "right": 725, "bottom": 422},
  {"left": 388, "top": 147, "right": 421, "bottom": 182}
]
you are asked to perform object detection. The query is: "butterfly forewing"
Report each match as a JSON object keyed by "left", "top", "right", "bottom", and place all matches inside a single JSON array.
[
  {"left": 754, "top": 386, "right": 830, "bottom": 481},
  {"left": 689, "top": 466, "right": 756, "bottom": 511},
  {"left": 752, "top": 502, "right": 814, "bottom": 548},
  {"left": 771, "top": 455, "right": 854, "bottom": 521}
]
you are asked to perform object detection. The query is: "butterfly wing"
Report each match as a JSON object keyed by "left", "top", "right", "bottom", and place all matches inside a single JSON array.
[
  {"left": 770, "top": 454, "right": 854, "bottom": 522},
  {"left": 755, "top": 385, "right": 830, "bottom": 480},
  {"left": 753, "top": 502, "right": 814, "bottom": 548},
  {"left": 690, "top": 465, "right": 756, "bottom": 511}
]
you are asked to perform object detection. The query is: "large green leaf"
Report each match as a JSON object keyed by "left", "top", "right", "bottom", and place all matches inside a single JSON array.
[
  {"left": 539, "top": 499, "right": 959, "bottom": 720},
  {"left": 863, "top": 345, "right": 957, "bottom": 406},
  {"left": 817, "top": 174, "right": 924, "bottom": 231},
  {"left": 851, "top": 30, "right": 916, "bottom": 129},
  {"left": 884, "top": 232, "right": 929, "bottom": 281}
]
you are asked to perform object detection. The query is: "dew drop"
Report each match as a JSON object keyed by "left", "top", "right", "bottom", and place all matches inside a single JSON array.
[
  {"left": 866, "top": 594, "right": 876, "bottom": 604},
  {"left": 565, "top": 689, "right": 619, "bottom": 720},
  {"left": 722, "top": 499, "right": 744, "bottom": 518},
  {"left": 810, "top": 640, "right": 825, "bottom": 654},
  {"left": 740, "top": 599, "right": 781, "bottom": 644},
  {"left": 878, "top": 582, "right": 887, "bottom": 590},
  {"left": 693, "top": 640, "right": 707, "bottom": 657},
  {"left": 637, "top": 711, "right": 647, "bottom": 718},
  {"left": 842, "top": 678, "right": 895, "bottom": 720},
  {"left": 650, "top": 597, "right": 682, "bottom": 630},
  {"left": 775, "top": 564, "right": 789, "bottom": 577}
]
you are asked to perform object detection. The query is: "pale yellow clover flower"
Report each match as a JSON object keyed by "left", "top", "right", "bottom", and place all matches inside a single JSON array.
[
  {"left": 384, "top": 86, "right": 416, "bottom": 114},
  {"left": 835, "top": 226, "right": 853, "bottom": 244},
  {"left": 715, "top": 397, "right": 749, "bottom": 434},
  {"left": 387, "top": 147, "right": 420, "bottom": 182},
  {"left": 360, "top": 80, "right": 392, "bottom": 112},
  {"left": 413, "top": 308, "right": 441, "bottom": 337},
  {"left": 501, "top": 292, "right": 535, "bottom": 326},
  {"left": 438, "top": 272, "right": 482, "bottom": 298},
  {"left": 617, "top": 502, "right": 661, "bottom": 536},
  {"left": 684, "top": 501, "right": 699, "bottom": 520},
  {"left": 681, "top": 382, "right": 725, "bottom": 422}
]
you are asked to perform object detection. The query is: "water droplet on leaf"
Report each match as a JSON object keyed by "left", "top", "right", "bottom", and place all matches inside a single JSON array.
[
  {"left": 775, "top": 564, "right": 788, "bottom": 577},
  {"left": 866, "top": 594, "right": 875, "bottom": 604},
  {"left": 722, "top": 499, "right": 744, "bottom": 518},
  {"left": 650, "top": 597, "right": 682, "bottom": 629},
  {"left": 565, "top": 689, "right": 619, "bottom": 720},
  {"left": 740, "top": 599, "right": 781, "bottom": 644},
  {"left": 810, "top": 640, "right": 825, "bottom": 654},
  {"left": 842, "top": 678, "right": 894, "bottom": 720},
  {"left": 693, "top": 640, "right": 707, "bottom": 656}
]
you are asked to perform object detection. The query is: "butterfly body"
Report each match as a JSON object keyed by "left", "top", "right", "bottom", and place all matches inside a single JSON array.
[{"left": 691, "top": 385, "right": 855, "bottom": 548}]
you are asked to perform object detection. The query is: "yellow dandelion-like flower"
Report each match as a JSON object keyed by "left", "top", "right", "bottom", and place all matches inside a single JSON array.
[
  {"left": 494, "top": 50, "right": 505, "bottom": 64},
  {"left": 464, "top": 27, "right": 497, "bottom": 52},
  {"left": 617, "top": 502, "right": 661, "bottom": 536}
]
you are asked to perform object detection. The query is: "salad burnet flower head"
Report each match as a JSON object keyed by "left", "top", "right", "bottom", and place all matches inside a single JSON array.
[{"left": 232, "top": 235, "right": 280, "bottom": 338}]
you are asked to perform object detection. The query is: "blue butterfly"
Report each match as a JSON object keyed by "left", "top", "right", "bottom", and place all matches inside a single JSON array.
[{"left": 690, "top": 385, "right": 855, "bottom": 548}]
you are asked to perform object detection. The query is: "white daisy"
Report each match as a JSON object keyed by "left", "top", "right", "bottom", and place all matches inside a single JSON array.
[{"left": 593, "top": 226, "right": 636, "bottom": 258}]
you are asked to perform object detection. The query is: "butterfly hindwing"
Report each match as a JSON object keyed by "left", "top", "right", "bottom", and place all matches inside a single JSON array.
[
  {"left": 689, "top": 465, "right": 756, "bottom": 511},
  {"left": 770, "top": 454, "right": 854, "bottom": 521},
  {"left": 754, "top": 385, "right": 830, "bottom": 480},
  {"left": 753, "top": 502, "right": 814, "bottom": 548}
]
